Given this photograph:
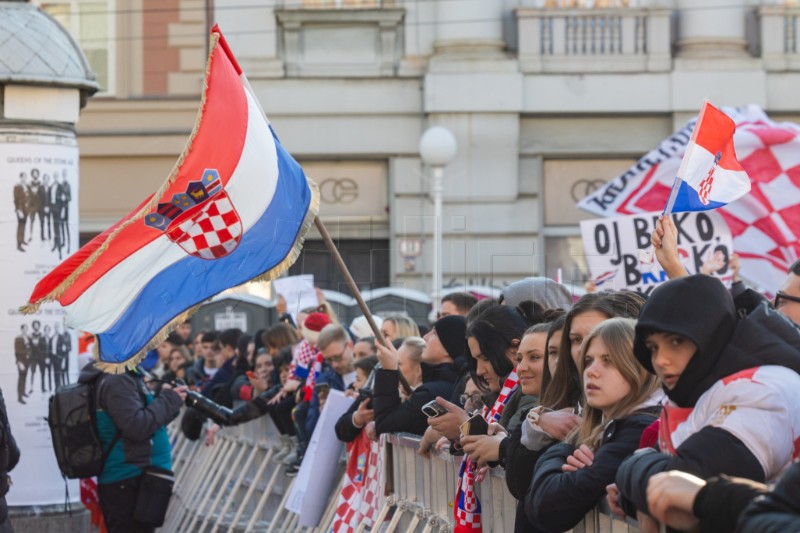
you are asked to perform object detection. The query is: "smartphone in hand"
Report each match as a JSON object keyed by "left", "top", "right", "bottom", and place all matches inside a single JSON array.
[
  {"left": 460, "top": 413, "right": 489, "bottom": 436},
  {"left": 421, "top": 399, "right": 448, "bottom": 418}
]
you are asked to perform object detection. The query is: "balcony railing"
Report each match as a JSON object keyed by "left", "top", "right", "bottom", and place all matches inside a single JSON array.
[
  {"left": 761, "top": 4, "right": 800, "bottom": 70},
  {"left": 516, "top": 6, "right": 671, "bottom": 73}
]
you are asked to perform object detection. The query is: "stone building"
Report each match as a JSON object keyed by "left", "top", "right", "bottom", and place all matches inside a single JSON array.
[{"left": 38, "top": 0, "right": 800, "bottom": 294}]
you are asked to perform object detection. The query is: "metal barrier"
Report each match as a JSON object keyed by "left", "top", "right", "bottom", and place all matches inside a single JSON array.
[{"left": 164, "top": 415, "right": 639, "bottom": 532}]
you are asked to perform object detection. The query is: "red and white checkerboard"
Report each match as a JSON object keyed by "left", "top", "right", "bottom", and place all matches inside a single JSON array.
[
  {"left": 583, "top": 107, "right": 800, "bottom": 292},
  {"left": 332, "top": 433, "right": 385, "bottom": 533},
  {"left": 167, "top": 191, "right": 242, "bottom": 259}
]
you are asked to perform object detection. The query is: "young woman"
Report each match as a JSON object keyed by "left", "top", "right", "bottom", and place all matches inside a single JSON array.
[
  {"left": 613, "top": 275, "right": 800, "bottom": 528},
  {"left": 540, "top": 291, "right": 645, "bottom": 413},
  {"left": 525, "top": 318, "right": 662, "bottom": 532},
  {"left": 379, "top": 315, "right": 419, "bottom": 343},
  {"left": 502, "top": 319, "right": 564, "bottom": 532}
]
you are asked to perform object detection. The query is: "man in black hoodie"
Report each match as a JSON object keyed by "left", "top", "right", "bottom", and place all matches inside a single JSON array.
[
  {"left": 612, "top": 275, "right": 800, "bottom": 526},
  {"left": 373, "top": 315, "right": 466, "bottom": 436}
]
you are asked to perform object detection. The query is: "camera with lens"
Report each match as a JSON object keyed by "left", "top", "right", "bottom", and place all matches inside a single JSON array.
[{"left": 184, "top": 390, "right": 233, "bottom": 426}]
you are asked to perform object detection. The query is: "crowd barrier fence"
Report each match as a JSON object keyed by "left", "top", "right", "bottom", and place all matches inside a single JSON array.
[{"left": 163, "top": 414, "right": 641, "bottom": 532}]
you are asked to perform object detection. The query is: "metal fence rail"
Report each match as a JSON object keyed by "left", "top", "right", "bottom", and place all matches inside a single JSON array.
[{"left": 163, "top": 414, "right": 639, "bottom": 532}]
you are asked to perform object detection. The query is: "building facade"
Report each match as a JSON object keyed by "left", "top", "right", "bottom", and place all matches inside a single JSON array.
[{"left": 41, "top": 0, "right": 800, "bottom": 294}]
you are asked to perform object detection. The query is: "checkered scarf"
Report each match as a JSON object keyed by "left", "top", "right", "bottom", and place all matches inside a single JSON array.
[{"left": 453, "top": 370, "right": 520, "bottom": 532}]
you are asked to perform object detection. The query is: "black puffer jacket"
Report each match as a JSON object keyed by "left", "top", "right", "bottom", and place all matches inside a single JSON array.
[
  {"left": 373, "top": 360, "right": 460, "bottom": 436},
  {"left": 736, "top": 460, "right": 800, "bottom": 532},
  {"left": 525, "top": 410, "right": 658, "bottom": 532},
  {"left": 504, "top": 407, "right": 550, "bottom": 533},
  {"left": 616, "top": 275, "right": 800, "bottom": 517}
]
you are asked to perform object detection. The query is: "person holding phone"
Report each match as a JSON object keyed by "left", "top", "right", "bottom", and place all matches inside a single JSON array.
[
  {"left": 373, "top": 316, "right": 466, "bottom": 436},
  {"left": 524, "top": 318, "right": 663, "bottom": 532}
]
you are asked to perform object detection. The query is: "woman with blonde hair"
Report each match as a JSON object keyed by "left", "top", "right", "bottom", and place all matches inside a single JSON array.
[
  {"left": 525, "top": 317, "right": 663, "bottom": 532},
  {"left": 380, "top": 315, "right": 419, "bottom": 343}
]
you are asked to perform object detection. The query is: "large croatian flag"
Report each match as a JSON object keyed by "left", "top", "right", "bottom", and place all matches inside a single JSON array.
[
  {"left": 664, "top": 100, "right": 751, "bottom": 214},
  {"left": 23, "top": 26, "right": 319, "bottom": 371}
]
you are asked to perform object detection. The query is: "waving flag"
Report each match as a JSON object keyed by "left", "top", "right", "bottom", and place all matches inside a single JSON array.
[
  {"left": 22, "top": 26, "right": 319, "bottom": 371},
  {"left": 664, "top": 101, "right": 750, "bottom": 214},
  {"left": 577, "top": 105, "right": 800, "bottom": 293}
]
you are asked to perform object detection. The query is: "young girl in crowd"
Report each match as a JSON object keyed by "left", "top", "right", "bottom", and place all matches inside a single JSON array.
[
  {"left": 525, "top": 318, "right": 663, "bottom": 532},
  {"left": 612, "top": 275, "right": 800, "bottom": 530},
  {"left": 502, "top": 318, "right": 564, "bottom": 532}
]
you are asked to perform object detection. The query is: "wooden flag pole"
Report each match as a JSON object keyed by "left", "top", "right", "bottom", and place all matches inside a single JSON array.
[{"left": 314, "top": 217, "right": 412, "bottom": 395}]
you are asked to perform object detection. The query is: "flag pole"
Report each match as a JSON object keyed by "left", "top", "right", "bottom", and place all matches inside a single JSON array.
[
  {"left": 663, "top": 99, "right": 709, "bottom": 216},
  {"left": 314, "top": 217, "right": 413, "bottom": 395}
]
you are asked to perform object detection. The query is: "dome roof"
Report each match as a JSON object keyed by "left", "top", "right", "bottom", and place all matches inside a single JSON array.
[{"left": 0, "top": 1, "right": 99, "bottom": 94}]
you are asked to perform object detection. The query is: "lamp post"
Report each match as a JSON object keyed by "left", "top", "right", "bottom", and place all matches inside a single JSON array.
[{"left": 419, "top": 126, "right": 457, "bottom": 316}]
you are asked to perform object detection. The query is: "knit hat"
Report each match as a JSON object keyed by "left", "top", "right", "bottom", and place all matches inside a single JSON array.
[
  {"left": 433, "top": 315, "right": 467, "bottom": 359},
  {"left": 349, "top": 315, "right": 382, "bottom": 340},
  {"left": 301, "top": 312, "right": 331, "bottom": 346},
  {"left": 501, "top": 277, "right": 573, "bottom": 310}
]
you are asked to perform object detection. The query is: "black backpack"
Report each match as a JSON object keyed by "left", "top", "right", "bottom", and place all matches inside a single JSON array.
[{"left": 48, "top": 377, "right": 120, "bottom": 479}]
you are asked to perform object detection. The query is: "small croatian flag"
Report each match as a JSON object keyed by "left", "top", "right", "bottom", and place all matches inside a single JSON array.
[{"left": 664, "top": 100, "right": 751, "bottom": 214}]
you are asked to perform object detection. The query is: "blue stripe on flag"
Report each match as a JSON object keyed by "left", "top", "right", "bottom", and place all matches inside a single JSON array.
[
  {"left": 96, "top": 135, "right": 312, "bottom": 362},
  {"left": 669, "top": 180, "right": 726, "bottom": 213}
]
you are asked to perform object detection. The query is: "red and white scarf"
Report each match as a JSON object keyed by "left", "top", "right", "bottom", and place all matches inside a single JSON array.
[{"left": 453, "top": 371, "right": 520, "bottom": 532}]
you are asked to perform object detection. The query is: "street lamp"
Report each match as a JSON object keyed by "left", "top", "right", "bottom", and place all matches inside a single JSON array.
[{"left": 419, "top": 125, "right": 457, "bottom": 315}]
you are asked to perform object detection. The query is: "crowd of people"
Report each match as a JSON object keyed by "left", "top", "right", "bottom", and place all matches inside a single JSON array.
[{"left": 72, "top": 215, "right": 794, "bottom": 533}]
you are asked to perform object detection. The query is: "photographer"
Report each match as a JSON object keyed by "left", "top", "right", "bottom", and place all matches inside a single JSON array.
[
  {"left": 79, "top": 363, "right": 185, "bottom": 533},
  {"left": 334, "top": 355, "right": 379, "bottom": 444}
]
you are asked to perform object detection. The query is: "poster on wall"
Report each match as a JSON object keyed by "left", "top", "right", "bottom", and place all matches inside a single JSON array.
[
  {"left": 0, "top": 135, "right": 80, "bottom": 505},
  {"left": 580, "top": 211, "right": 734, "bottom": 296}
]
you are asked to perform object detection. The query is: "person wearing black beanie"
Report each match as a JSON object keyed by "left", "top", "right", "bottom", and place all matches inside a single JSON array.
[
  {"left": 372, "top": 316, "right": 465, "bottom": 436},
  {"left": 613, "top": 274, "right": 800, "bottom": 529}
]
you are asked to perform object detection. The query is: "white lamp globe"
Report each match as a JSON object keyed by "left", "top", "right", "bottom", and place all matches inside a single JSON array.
[{"left": 419, "top": 126, "right": 458, "bottom": 167}]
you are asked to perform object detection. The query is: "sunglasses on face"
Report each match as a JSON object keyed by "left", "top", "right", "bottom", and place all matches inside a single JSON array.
[{"left": 774, "top": 291, "right": 800, "bottom": 309}]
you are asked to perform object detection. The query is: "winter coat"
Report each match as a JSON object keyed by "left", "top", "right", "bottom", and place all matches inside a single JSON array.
[
  {"left": 374, "top": 360, "right": 460, "bottom": 436},
  {"left": 80, "top": 365, "right": 182, "bottom": 484},
  {"left": 690, "top": 474, "right": 767, "bottom": 533},
  {"left": 525, "top": 409, "right": 659, "bottom": 532},
  {"left": 503, "top": 407, "right": 551, "bottom": 533},
  {"left": 736, "top": 460, "right": 800, "bottom": 532},
  {"left": 616, "top": 275, "right": 800, "bottom": 517},
  {"left": 0, "top": 388, "right": 19, "bottom": 527},
  {"left": 334, "top": 398, "right": 364, "bottom": 444}
]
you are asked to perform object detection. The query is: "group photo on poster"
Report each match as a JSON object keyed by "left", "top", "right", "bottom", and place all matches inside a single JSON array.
[
  {"left": 1, "top": 139, "right": 80, "bottom": 505},
  {"left": 13, "top": 319, "right": 71, "bottom": 405},
  {"left": 12, "top": 165, "right": 74, "bottom": 259}
]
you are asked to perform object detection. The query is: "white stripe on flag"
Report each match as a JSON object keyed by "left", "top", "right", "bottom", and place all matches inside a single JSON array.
[
  {"left": 681, "top": 144, "right": 750, "bottom": 203},
  {"left": 64, "top": 89, "right": 279, "bottom": 333}
]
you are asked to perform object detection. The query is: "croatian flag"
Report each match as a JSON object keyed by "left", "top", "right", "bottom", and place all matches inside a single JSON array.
[
  {"left": 23, "top": 26, "right": 319, "bottom": 371},
  {"left": 664, "top": 101, "right": 751, "bottom": 214}
]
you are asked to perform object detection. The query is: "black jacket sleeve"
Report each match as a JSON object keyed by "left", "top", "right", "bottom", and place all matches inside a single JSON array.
[
  {"left": 335, "top": 399, "right": 363, "bottom": 443},
  {"left": 525, "top": 416, "right": 651, "bottom": 532},
  {"left": 504, "top": 421, "right": 549, "bottom": 500},
  {"left": 735, "top": 461, "right": 800, "bottom": 533},
  {"left": 615, "top": 426, "right": 765, "bottom": 516},
  {"left": 691, "top": 475, "right": 767, "bottom": 533},
  {"left": 99, "top": 374, "right": 183, "bottom": 441},
  {"left": 373, "top": 369, "right": 447, "bottom": 436}
]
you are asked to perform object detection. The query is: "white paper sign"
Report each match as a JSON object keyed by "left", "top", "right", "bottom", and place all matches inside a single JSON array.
[
  {"left": 580, "top": 211, "right": 734, "bottom": 296},
  {"left": 273, "top": 274, "right": 318, "bottom": 321},
  {"left": 0, "top": 137, "right": 81, "bottom": 505},
  {"left": 285, "top": 389, "right": 353, "bottom": 526}
]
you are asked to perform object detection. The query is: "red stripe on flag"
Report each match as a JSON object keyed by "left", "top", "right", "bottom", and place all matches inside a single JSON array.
[
  {"left": 211, "top": 24, "right": 243, "bottom": 76},
  {"left": 693, "top": 102, "right": 743, "bottom": 172},
  {"left": 30, "top": 37, "right": 249, "bottom": 307}
]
